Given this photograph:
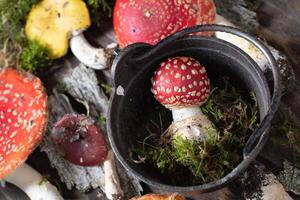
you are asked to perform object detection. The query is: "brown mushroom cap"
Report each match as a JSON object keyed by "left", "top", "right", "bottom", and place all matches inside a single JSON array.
[
  {"left": 51, "top": 114, "right": 108, "bottom": 166},
  {"left": 0, "top": 68, "right": 47, "bottom": 179},
  {"left": 151, "top": 57, "right": 210, "bottom": 109}
]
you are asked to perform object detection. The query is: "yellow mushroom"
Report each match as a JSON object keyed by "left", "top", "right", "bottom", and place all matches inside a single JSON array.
[{"left": 26, "top": 0, "right": 109, "bottom": 69}]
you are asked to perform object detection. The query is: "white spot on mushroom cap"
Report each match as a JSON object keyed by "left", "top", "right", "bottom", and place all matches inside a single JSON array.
[
  {"left": 175, "top": 73, "right": 181, "bottom": 79},
  {"left": 195, "top": 69, "right": 202, "bottom": 75},
  {"left": 200, "top": 68, "right": 206, "bottom": 74},
  {"left": 0, "top": 68, "right": 47, "bottom": 178}
]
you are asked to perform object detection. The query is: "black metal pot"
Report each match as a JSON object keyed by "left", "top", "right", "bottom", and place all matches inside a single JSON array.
[{"left": 107, "top": 25, "right": 282, "bottom": 198}]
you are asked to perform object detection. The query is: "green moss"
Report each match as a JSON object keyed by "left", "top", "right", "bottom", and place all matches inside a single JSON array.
[
  {"left": 0, "top": 0, "right": 54, "bottom": 70},
  {"left": 20, "top": 40, "right": 52, "bottom": 72},
  {"left": 132, "top": 77, "right": 259, "bottom": 186},
  {"left": 38, "top": 174, "right": 50, "bottom": 186},
  {"left": 97, "top": 115, "right": 106, "bottom": 126},
  {"left": 101, "top": 83, "right": 113, "bottom": 95},
  {"left": 0, "top": 0, "right": 40, "bottom": 46}
]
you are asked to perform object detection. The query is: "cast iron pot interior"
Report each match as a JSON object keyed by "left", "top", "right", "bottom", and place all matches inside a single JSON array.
[{"left": 108, "top": 25, "right": 280, "bottom": 196}]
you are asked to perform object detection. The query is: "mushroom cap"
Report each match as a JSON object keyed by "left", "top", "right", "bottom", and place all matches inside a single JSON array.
[
  {"left": 113, "top": 0, "right": 216, "bottom": 48},
  {"left": 0, "top": 68, "right": 47, "bottom": 179},
  {"left": 51, "top": 114, "right": 108, "bottom": 166},
  {"left": 151, "top": 57, "right": 210, "bottom": 109},
  {"left": 25, "top": 0, "right": 91, "bottom": 59}
]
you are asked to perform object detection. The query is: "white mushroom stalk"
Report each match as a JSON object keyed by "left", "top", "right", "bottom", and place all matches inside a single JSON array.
[
  {"left": 4, "top": 163, "right": 63, "bottom": 200},
  {"left": 70, "top": 31, "right": 111, "bottom": 70},
  {"left": 103, "top": 150, "right": 124, "bottom": 200},
  {"left": 170, "top": 106, "right": 217, "bottom": 141},
  {"left": 151, "top": 57, "right": 219, "bottom": 142}
]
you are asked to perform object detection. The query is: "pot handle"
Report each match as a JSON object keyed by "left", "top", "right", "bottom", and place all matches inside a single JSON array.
[{"left": 135, "top": 25, "right": 282, "bottom": 159}]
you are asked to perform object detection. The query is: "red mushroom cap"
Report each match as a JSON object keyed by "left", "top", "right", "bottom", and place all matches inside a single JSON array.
[
  {"left": 151, "top": 57, "right": 210, "bottom": 109},
  {"left": 51, "top": 114, "right": 108, "bottom": 166},
  {"left": 0, "top": 68, "right": 47, "bottom": 179},
  {"left": 113, "top": 0, "right": 216, "bottom": 48}
]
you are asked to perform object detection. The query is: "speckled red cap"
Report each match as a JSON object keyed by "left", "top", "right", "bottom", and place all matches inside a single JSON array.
[
  {"left": 0, "top": 68, "right": 47, "bottom": 179},
  {"left": 151, "top": 57, "right": 210, "bottom": 109},
  {"left": 114, "top": 0, "right": 216, "bottom": 48}
]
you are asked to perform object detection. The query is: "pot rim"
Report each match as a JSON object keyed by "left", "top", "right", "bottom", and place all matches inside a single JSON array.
[{"left": 107, "top": 25, "right": 282, "bottom": 193}]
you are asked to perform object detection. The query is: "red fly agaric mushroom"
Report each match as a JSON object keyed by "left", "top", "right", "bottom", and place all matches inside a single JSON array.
[
  {"left": 113, "top": 0, "right": 216, "bottom": 48},
  {"left": 0, "top": 68, "right": 63, "bottom": 200},
  {"left": 151, "top": 57, "right": 218, "bottom": 141},
  {"left": 0, "top": 68, "right": 47, "bottom": 179},
  {"left": 25, "top": 0, "right": 113, "bottom": 70},
  {"left": 51, "top": 114, "right": 108, "bottom": 166}
]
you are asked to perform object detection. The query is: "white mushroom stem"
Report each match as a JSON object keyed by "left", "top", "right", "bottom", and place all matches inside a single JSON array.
[
  {"left": 70, "top": 32, "right": 108, "bottom": 70},
  {"left": 4, "top": 163, "right": 63, "bottom": 200},
  {"left": 172, "top": 106, "right": 204, "bottom": 121},
  {"left": 215, "top": 15, "right": 288, "bottom": 72},
  {"left": 103, "top": 150, "right": 124, "bottom": 200},
  {"left": 171, "top": 106, "right": 217, "bottom": 141}
]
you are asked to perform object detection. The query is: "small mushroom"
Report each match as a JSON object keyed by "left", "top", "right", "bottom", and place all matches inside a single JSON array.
[
  {"left": 51, "top": 114, "right": 108, "bottom": 166},
  {"left": 113, "top": 0, "right": 216, "bottom": 48},
  {"left": 0, "top": 68, "right": 62, "bottom": 200},
  {"left": 25, "top": 0, "right": 111, "bottom": 70},
  {"left": 131, "top": 193, "right": 186, "bottom": 200},
  {"left": 151, "top": 57, "right": 218, "bottom": 141},
  {"left": 51, "top": 114, "right": 123, "bottom": 200}
]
